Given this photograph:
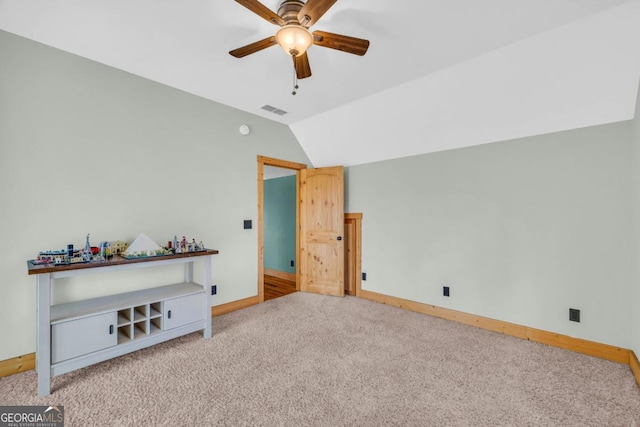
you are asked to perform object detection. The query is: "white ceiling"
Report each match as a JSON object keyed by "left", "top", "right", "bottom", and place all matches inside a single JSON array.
[{"left": 1, "top": 0, "right": 639, "bottom": 167}]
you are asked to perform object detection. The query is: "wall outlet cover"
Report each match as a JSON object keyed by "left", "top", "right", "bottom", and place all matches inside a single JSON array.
[
  {"left": 569, "top": 308, "right": 580, "bottom": 322},
  {"left": 443, "top": 286, "right": 450, "bottom": 297}
]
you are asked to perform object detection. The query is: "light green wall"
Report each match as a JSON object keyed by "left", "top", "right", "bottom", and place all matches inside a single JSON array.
[
  {"left": 346, "top": 122, "right": 633, "bottom": 348},
  {"left": 0, "top": 30, "right": 310, "bottom": 360},
  {"left": 632, "top": 80, "right": 640, "bottom": 356},
  {"left": 264, "top": 175, "right": 296, "bottom": 273}
]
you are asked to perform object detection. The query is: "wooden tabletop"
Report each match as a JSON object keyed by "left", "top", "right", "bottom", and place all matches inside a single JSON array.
[{"left": 27, "top": 249, "right": 219, "bottom": 275}]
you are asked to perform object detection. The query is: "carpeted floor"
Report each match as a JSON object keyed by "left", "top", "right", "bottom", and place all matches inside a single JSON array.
[{"left": 1, "top": 293, "right": 639, "bottom": 426}]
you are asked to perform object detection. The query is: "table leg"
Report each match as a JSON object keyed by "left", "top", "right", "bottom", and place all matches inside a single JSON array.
[
  {"left": 36, "top": 273, "right": 51, "bottom": 396},
  {"left": 203, "top": 257, "right": 212, "bottom": 339}
]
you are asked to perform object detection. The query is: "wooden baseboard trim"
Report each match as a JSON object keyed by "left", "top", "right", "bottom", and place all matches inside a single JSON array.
[
  {"left": 0, "top": 352, "right": 35, "bottom": 379},
  {"left": 264, "top": 268, "right": 296, "bottom": 283},
  {"left": 211, "top": 295, "right": 259, "bottom": 317},
  {"left": 630, "top": 351, "right": 640, "bottom": 387},
  {"left": 358, "top": 289, "right": 630, "bottom": 365}
]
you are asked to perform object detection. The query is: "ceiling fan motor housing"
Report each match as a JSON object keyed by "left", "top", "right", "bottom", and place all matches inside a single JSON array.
[{"left": 278, "top": 0, "right": 306, "bottom": 25}]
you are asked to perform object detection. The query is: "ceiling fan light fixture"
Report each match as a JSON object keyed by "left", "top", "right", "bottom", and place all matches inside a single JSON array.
[{"left": 275, "top": 25, "right": 313, "bottom": 57}]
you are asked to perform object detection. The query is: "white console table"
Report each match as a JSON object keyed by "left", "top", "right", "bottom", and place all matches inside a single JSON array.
[{"left": 27, "top": 249, "right": 218, "bottom": 396}]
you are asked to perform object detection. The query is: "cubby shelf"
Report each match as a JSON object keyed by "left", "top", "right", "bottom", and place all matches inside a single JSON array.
[{"left": 113, "top": 300, "right": 168, "bottom": 344}]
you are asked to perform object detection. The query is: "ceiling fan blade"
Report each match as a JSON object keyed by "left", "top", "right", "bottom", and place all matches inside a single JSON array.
[
  {"left": 235, "top": 0, "right": 284, "bottom": 26},
  {"left": 298, "top": 0, "right": 337, "bottom": 27},
  {"left": 294, "top": 52, "right": 312, "bottom": 79},
  {"left": 229, "top": 36, "right": 277, "bottom": 58},
  {"left": 312, "top": 30, "right": 369, "bottom": 56}
]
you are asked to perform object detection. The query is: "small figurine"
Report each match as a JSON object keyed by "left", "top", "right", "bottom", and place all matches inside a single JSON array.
[
  {"left": 110, "top": 241, "right": 129, "bottom": 255},
  {"left": 97, "top": 241, "right": 110, "bottom": 261},
  {"left": 82, "top": 234, "right": 92, "bottom": 262},
  {"left": 163, "top": 235, "right": 205, "bottom": 254}
]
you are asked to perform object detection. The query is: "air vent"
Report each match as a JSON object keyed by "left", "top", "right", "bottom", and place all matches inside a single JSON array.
[{"left": 261, "top": 105, "right": 288, "bottom": 115}]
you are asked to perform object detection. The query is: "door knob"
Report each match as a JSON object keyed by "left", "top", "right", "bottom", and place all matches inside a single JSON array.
[{"left": 337, "top": 236, "right": 342, "bottom": 241}]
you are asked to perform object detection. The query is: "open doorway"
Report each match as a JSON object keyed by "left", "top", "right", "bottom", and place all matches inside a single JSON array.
[
  {"left": 258, "top": 156, "right": 359, "bottom": 301},
  {"left": 257, "top": 156, "right": 307, "bottom": 303},
  {"left": 263, "top": 165, "right": 296, "bottom": 300}
]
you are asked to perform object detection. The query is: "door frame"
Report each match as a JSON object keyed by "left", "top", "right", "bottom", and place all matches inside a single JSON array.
[
  {"left": 344, "top": 213, "right": 363, "bottom": 296},
  {"left": 257, "top": 155, "right": 307, "bottom": 303}
]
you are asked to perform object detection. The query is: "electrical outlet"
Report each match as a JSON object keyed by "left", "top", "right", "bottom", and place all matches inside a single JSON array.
[
  {"left": 211, "top": 285, "right": 217, "bottom": 295},
  {"left": 569, "top": 308, "right": 580, "bottom": 322},
  {"left": 243, "top": 220, "right": 252, "bottom": 229},
  {"left": 443, "top": 286, "right": 450, "bottom": 297},
  {"left": 290, "top": 260, "right": 295, "bottom": 267},
  {"left": 362, "top": 272, "right": 367, "bottom": 281}
]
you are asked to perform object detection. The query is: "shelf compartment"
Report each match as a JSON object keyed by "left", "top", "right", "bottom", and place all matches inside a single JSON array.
[
  {"left": 118, "top": 308, "right": 132, "bottom": 326},
  {"left": 134, "top": 305, "right": 147, "bottom": 322},
  {"left": 118, "top": 324, "right": 132, "bottom": 343},
  {"left": 150, "top": 316, "right": 162, "bottom": 331},
  {"left": 118, "top": 330, "right": 130, "bottom": 344},
  {"left": 149, "top": 321, "right": 162, "bottom": 335},
  {"left": 134, "top": 320, "right": 148, "bottom": 338},
  {"left": 150, "top": 302, "right": 162, "bottom": 319}
]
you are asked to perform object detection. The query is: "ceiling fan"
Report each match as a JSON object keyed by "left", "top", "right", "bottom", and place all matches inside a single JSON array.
[{"left": 229, "top": 0, "right": 370, "bottom": 81}]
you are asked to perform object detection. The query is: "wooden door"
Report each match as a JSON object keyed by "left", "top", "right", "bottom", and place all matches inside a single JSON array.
[{"left": 299, "top": 166, "right": 344, "bottom": 296}]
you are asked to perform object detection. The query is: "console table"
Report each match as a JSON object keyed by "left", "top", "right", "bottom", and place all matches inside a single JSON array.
[{"left": 27, "top": 249, "right": 218, "bottom": 396}]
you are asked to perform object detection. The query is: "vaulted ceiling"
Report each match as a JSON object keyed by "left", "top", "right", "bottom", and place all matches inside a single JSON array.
[{"left": 1, "top": 0, "right": 639, "bottom": 166}]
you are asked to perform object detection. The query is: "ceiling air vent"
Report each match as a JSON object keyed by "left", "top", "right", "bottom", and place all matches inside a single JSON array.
[{"left": 261, "top": 105, "right": 288, "bottom": 115}]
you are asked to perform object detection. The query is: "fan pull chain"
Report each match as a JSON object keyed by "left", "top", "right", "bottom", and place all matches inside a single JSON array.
[{"left": 292, "top": 63, "right": 299, "bottom": 96}]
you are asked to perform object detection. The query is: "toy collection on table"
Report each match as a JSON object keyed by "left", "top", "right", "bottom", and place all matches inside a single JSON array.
[{"left": 29, "top": 233, "right": 207, "bottom": 266}]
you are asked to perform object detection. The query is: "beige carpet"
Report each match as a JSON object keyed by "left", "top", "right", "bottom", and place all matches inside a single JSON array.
[{"left": 1, "top": 293, "right": 639, "bottom": 426}]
